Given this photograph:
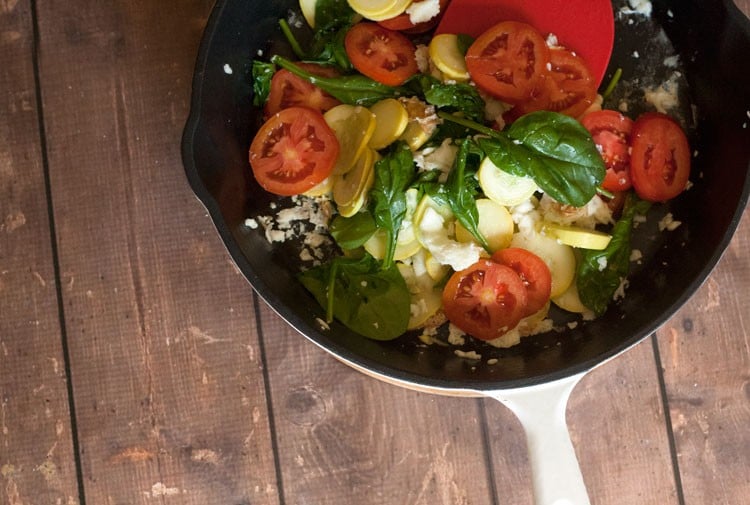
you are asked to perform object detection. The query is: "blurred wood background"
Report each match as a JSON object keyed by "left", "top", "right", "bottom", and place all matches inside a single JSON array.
[{"left": 1, "top": 0, "right": 748, "bottom": 504}]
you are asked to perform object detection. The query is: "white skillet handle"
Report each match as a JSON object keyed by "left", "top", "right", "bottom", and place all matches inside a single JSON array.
[{"left": 485, "top": 372, "right": 589, "bottom": 505}]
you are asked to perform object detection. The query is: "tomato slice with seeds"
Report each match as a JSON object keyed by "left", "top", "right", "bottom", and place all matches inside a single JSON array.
[
  {"left": 508, "top": 47, "right": 596, "bottom": 119},
  {"left": 442, "top": 260, "right": 529, "bottom": 341},
  {"left": 344, "top": 22, "right": 418, "bottom": 86},
  {"left": 264, "top": 63, "right": 341, "bottom": 118},
  {"left": 629, "top": 112, "right": 691, "bottom": 202},
  {"left": 249, "top": 107, "right": 339, "bottom": 196},
  {"left": 491, "top": 247, "right": 552, "bottom": 317},
  {"left": 465, "top": 21, "right": 550, "bottom": 104},
  {"left": 581, "top": 110, "right": 634, "bottom": 192}
]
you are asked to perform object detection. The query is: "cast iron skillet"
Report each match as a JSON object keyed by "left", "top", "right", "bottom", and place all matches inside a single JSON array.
[{"left": 181, "top": 0, "right": 750, "bottom": 391}]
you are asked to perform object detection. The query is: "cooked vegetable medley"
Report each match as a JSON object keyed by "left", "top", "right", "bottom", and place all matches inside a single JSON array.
[{"left": 247, "top": 0, "right": 691, "bottom": 347}]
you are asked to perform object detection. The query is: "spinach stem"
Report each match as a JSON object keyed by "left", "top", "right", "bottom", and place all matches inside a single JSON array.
[
  {"left": 601, "top": 68, "right": 623, "bottom": 101},
  {"left": 325, "top": 261, "right": 338, "bottom": 324},
  {"left": 437, "top": 111, "right": 500, "bottom": 138},
  {"left": 278, "top": 19, "right": 305, "bottom": 59},
  {"left": 596, "top": 186, "right": 615, "bottom": 199}
]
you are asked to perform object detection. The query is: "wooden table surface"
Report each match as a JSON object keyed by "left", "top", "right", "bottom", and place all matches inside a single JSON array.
[{"left": 2, "top": 1, "right": 749, "bottom": 504}]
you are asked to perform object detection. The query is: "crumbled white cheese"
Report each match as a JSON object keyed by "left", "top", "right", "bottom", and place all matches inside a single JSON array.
[
  {"left": 597, "top": 256, "right": 608, "bottom": 271},
  {"left": 538, "top": 194, "right": 614, "bottom": 229},
  {"left": 413, "top": 138, "right": 458, "bottom": 181},
  {"left": 644, "top": 72, "right": 681, "bottom": 113},
  {"left": 663, "top": 55, "right": 680, "bottom": 68},
  {"left": 247, "top": 195, "right": 334, "bottom": 264},
  {"left": 447, "top": 323, "right": 466, "bottom": 345},
  {"left": 481, "top": 91, "right": 513, "bottom": 127},
  {"left": 406, "top": 0, "right": 440, "bottom": 24},
  {"left": 658, "top": 212, "right": 682, "bottom": 231},
  {"left": 414, "top": 44, "right": 430, "bottom": 74},
  {"left": 223, "top": 64, "right": 233, "bottom": 75},
  {"left": 418, "top": 206, "right": 484, "bottom": 271},
  {"left": 546, "top": 33, "right": 559, "bottom": 48},
  {"left": 454, "top": 349, "right": 482, "bottom": 360},
  {"left": 620, "top": 0, "right": 653, "bottom": 16},
  {"left": 613, "top": 278, "right": 630, "bottom": 300}
]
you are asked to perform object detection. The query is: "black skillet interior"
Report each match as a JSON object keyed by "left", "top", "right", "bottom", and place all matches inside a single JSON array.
[{"left": 182, "top": 0, "right": 750, "bottom": 391}]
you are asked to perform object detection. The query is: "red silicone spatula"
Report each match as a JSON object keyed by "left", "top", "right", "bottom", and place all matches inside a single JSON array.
[{"left": 435, "top": 0, "right": 614, "bottom": 87}]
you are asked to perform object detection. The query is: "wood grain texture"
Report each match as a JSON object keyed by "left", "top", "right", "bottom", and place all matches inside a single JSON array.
[
  {"left": 0, "top": 1, "right": 80, "bottom": 503},
  {"left": 658, "top": 211, "right": 750, "bottom": 504},
  {"left": 35, "top": 0, "right": 279, "bottom": 503},
  {"left": 259, "top": 305, "right": 496, "bottom": 505}
]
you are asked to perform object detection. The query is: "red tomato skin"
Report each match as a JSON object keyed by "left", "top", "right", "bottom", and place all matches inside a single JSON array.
[
  {"left": 581, "top": 110, "right": 635, "bottom": 192},
  {"left": 629, "top": 112, "right": 691, "bottom": 202},
  {"left": 264, "top": 64, "right": 341, "bottom": 118},
  {"left": 465, "top": 21, "right": 550, "bottom": 104},
  {"left": 344, "top": 23, "right": 418, "bottom": 86},
  {"left": 508, "top": 47, "right": 596, "bottom": 120},
  {"left": 442, "top": 260, "right": 529, "bottom": 341},
  {"left": 491, "top": 248, "right": 552, "bottom": 317},
  {"left": 378, "top": 0, "right": 447, "bottom": 33},
  {"left": 249, "top": 107, "right": 339, "bottom": 196}
]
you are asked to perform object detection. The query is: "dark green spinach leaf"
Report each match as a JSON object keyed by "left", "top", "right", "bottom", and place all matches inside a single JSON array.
[
  {"left": 441, "top": 111, "right": 606, "bottom": 207},
  {"left": 444, "top": 139, "right": 490, "bottom": 251},
  {"left": 416, "top": 75, "right": 486, "bottom": 123},
  {"left": 329, "top": 211, "right": 378, "bottom": 250},
  {"left": 298, "top": 254, "right": 411, "bottom": 341},
  {"left": 251, "top": 60, "right": 276, "bottom": 107},
  {"left": 369, "top": 143, "right": 417, "bottom": 269},
  {"left": 576, "top": 194, "right": 651, "bottom": 315}
]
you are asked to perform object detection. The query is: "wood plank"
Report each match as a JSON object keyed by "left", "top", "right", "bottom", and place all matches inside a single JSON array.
[
  {"left": 658, "top": 210, "right": 750, "bottom": 503},
  {"left": 258, "top": 306, "right": 496, "bottom": 504},
  {"left": 35, "top": 1, "right": 280, "bottom": 503},
  {"left": 0, "top": 1, "right": 80, "bottom": 504}
]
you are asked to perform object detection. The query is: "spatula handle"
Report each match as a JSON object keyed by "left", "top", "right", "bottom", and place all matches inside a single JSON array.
[{"left": 486, "top": 372, "right": 589, "bottom": 505}]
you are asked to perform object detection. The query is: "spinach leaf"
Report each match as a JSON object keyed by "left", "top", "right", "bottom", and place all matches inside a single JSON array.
[
  {"left": 441, "top": 111, "right": 606, "bottom": 207},
  {"left": 576, "top": 194, "right": 651, "bottom": 315},
  {"left": 444, "top": 139, "right": 490, "bottom": 251},
  {"left": 313, "top": 0, "right": 356, "bottom": 31},
  {"left": 455, "top": 34, "right": 474, "bottom": 56},
  {"left": 272, "top": 55, "right": 410, "bottom": 106},
  {"left": 369, "top": 143, "right": 417, "bottom": 269},
  {"left": 504, "top": 111, "right": 606, "bottom": 207},
  {"left": 251, "top": 60, "right": 276, "bottom": 107},
  {"left": 310, "top": 25, "right": 352, "bottom": 70},
  {"left": 416, "top": 75, "right": 486, "bottom": 123},
  {"left": 329, "top": 211, "right": 378, "bottom": 250},
  {"left": 298, "top": 254, "right": 411, "bottom": 341}
]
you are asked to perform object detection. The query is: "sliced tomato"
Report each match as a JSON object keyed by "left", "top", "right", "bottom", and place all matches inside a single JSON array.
[
  {"left": 249, "top": 107, "right": 339, "bottom": 196},
  {"left": 629, "top": 112, "right": 691, "bottom": 202},
  {"left": 491, "top": 247, "right": 552, "bottom": 317},
  {"left": 442, "top": 259, "right": 529, "bottom": 341},
  {"left": 344, "top": 23, "right": 418, "bottom": 86},
  {"left": 378, "top": 0, "right": 448, "bottom": 34},
  {"left": 507, "top": 47, "right": 596, "bottom": 120},
  {"left": 581, "top": 110, "right": 634, "bottom": 192},
  {"left": 465, "top": 21, "right": 550, "bottom": 104},
  {"left": 264, "top": 64, "right": 341, "bottom": 118}
]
